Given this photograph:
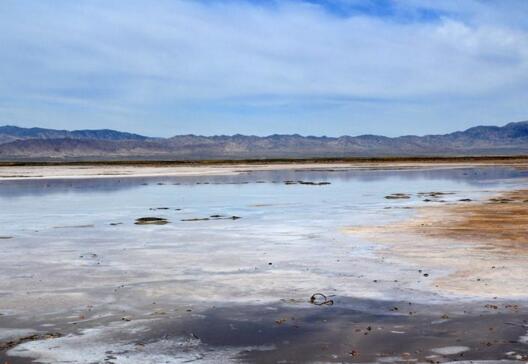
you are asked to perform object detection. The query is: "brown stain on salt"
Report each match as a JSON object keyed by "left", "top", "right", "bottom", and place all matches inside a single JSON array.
[
  {"left": 412, "top": 190, "right": 528, "bottom": 251},
  {"left": 346, "top": 190, "right": 528, "bottom": 297}
]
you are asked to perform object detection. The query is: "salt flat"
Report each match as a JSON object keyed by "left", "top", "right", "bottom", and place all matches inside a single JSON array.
[
  {"left": 1, "top": 158, "right": 527, "bottom": 180},
  {"left": 1, "top": 163, "right": 528, "bottom": 363}
]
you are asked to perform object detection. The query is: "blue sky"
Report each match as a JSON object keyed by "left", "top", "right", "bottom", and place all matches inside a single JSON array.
[{"left": 1, "top": 0, "right": 527, "bottom": 137}]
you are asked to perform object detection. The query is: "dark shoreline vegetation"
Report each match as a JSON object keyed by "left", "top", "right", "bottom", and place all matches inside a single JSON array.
[{"left": 1, "top": 155, "right": 528, "bottom": 167}]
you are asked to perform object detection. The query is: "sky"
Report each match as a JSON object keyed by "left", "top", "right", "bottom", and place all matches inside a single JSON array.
[{"left": 0, "top": 0, "right": 527, "bottom": 137}]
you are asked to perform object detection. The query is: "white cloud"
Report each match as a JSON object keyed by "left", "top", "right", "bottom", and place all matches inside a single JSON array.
[{"left": 0, "top": 0, "right": 527, "bottom": 136}]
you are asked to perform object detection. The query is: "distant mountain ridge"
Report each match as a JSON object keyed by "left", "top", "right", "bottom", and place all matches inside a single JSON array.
[
  {"left": 0, "top": 125, "right": 149, "bottom": 145},
  {"left": 1, "top": 121, "right": 528, "bottom": 161}
]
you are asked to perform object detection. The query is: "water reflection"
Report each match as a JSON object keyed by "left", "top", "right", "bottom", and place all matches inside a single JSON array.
[{"left": 0, "top": 166, "right": 526, "bottom": 198}]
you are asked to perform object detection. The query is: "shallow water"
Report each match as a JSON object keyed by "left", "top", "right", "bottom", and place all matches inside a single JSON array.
[{"left": 1, "top": 165, "right": 528, "bottom": 363}]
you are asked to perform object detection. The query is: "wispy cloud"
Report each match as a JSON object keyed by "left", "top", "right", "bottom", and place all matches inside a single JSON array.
[{"left": 0, "top": 0, "right": 527, "bottom": 136}]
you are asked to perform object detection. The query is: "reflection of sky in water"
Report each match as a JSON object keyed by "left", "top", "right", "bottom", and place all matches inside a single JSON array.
[
  {"left": 1, "top": 165, "right": 528, "bottom": 197},
  {"left": 1, "top": 165, "right": 528, "bottom": 310},
  {"left": 1, "top": 166, "right": 527, "bottom": 234}
]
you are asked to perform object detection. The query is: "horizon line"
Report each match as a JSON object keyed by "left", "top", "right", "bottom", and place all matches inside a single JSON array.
[{"left": 1, "top": 119, "right": 527, "bottom": 140}]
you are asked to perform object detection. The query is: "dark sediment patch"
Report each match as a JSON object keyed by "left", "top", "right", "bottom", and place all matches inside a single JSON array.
[
  {"left": 1, "top": 333, "right": 62, "bottom": 351},
  {"left": 284, "top": 180, "right": 331, "bottom": 186},
  {"left": 181, "top": 215, "right": 241, "bottom": 222},
  {"left": 181, "top": 217, "right": 210, "bottom": 222},
  {"left": 417, "top": 191, "right": 455, "bottom": 198},
  {"left": 134, "top": 217, "right": 169, "bottom": 225},
  {"left": 142, "top": 301, "right": 528, "bottom": 363},
  {"left": 3, "top": 298, "right": 528, "bottom": 363},
  {"left": 385, "top": 193, "right": 411, "bottom": 199}
]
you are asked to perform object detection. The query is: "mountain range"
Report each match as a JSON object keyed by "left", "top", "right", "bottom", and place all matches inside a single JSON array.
[{"left": 1, "top": 122, "right": 528, "bottom": 161}]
